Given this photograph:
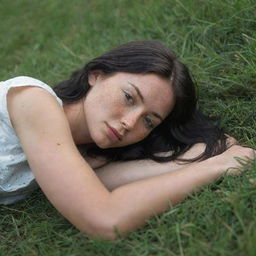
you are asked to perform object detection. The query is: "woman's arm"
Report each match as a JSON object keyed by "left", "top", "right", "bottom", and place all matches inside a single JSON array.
[
  {"left": 8, "top": 87, "right": 255, "bottom": 239},
  {"left": 94, "top": 143, "right": 207, "bottom": 190},
  {"left": 95, "top": 137, "right": 237, "bottom": 190},
  {"left": 95, "top": 159, "right": 186, "bottom": 190}
]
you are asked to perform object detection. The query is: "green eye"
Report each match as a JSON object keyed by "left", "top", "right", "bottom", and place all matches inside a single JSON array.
[
  {"left": 144, "top": 116, "right": 154, "bottom": 129},
  {"left": 124, "top": 91, "right": 134, "bottom": 103}
]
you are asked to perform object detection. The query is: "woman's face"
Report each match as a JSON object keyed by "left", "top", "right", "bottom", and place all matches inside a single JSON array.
[{"left": 83, "top": 72, "right": 174, "bottom": 148}]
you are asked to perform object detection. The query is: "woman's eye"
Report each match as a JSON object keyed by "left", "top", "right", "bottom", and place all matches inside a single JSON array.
[
  {"left": 123, "top": 91, "right": 134, "bottom": 104},
  {"left": 144, "top": 116, "right": 154, "bottom": 129}
]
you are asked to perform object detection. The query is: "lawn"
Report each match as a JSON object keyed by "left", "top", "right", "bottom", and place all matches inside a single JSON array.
[{"left": 0, "top": 0, "right": 256, "bottom": 255}]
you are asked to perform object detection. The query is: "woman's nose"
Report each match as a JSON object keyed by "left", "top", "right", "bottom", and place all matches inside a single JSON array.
[{"left": 121, "top": 110, "right": 141, "bottom": 131}]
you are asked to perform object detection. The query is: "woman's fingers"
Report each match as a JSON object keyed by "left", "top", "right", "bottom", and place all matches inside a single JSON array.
[
  {"left": 225, "top": 135, "right": 237, "bottom": 147},
  {"left": 221, "top": 145, "right": 256, "bottom": 175}
]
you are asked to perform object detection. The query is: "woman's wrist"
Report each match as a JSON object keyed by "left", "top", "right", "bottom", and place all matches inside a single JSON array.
[{"left": 198, "top": 155, "right": 227, "bottom": 179}]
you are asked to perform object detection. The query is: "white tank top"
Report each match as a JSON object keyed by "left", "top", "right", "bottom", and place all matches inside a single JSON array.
[{"left": 0, "top": 76, "right": 63, "bottom": 205}]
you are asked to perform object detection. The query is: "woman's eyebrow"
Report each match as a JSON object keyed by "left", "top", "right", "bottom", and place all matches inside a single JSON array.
[
  {"left": 127, "top": 82, "right": 163, "bottom": 121},
  {"left": 127, "top": 82, "right": 144, "bottom": 102}
]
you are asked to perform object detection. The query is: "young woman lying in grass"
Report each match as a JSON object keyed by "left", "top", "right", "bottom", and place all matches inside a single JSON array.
[{"left": 0, "top": 40, "right": 255, "bottom": 239}]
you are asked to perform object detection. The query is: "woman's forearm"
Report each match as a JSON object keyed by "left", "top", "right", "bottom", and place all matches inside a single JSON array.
[
  {"left": 103, "top": 145, "right": 254, "bottom": 236},
  {"left": 95, "top": 143, "right": 207, "bottom": 190},
  {"left": 105, "top": 156, "right": 223, "bottom": 234},
  {"left": 96, "top": 159, "right": 187, "bottom": 190}
]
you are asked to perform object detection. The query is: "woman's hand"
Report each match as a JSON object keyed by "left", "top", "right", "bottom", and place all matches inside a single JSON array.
[{"left": 216, "top": 145, "right": 256, "bottom": 175}]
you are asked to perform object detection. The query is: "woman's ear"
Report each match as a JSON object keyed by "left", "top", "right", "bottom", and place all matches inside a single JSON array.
[{"left": 88, "top": 70, "right": 104, "bottom": 87}]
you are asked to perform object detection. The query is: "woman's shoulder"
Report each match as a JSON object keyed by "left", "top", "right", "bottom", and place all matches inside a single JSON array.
[
  {"left": 1, "top": 76, "right": 62, "bottom": 106},
  {"left": 7, "top": 84, "right": 69, "bottom": 149},
  {"left": 8, "top": 85, "right": 63, "bottom": 118}
]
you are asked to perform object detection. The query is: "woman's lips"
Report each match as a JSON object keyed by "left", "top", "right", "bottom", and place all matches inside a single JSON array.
[{"left": 105, "top": 123, "right": 122, "bottom": 141}]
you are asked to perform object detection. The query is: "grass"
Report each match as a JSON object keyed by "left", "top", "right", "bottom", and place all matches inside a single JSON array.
[{"left": 0, "top": 0, "right": 256, "bottom": 255}]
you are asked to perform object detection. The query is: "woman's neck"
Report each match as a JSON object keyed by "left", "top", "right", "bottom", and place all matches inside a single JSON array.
[{"left": 63, "top": 100, "right": 93, "bottom": 145}]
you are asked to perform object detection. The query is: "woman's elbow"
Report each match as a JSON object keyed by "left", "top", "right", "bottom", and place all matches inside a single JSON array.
[{"left": 77, "top": 213, "right": 126, "bottom": 240}]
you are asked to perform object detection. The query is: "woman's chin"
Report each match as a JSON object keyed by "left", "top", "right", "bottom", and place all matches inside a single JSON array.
[
  {"left": 93, "top": 138, "right": 112, "bottom": 149},
  {"left": 95, "top": 140, "right": 122, "bottom": 149}
]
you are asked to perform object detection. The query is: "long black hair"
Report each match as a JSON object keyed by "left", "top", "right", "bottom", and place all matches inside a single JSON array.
[{"left": 54, "top": 40, "right": 227, "bottom": 162}]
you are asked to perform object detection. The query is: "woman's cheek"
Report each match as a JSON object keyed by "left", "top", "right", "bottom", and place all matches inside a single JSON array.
[
  {"left": 111, "top": 100, "right": 127, "bottom": 119},
  {"left": 129, "top": 129, "right": 149, "bottom": 143}
]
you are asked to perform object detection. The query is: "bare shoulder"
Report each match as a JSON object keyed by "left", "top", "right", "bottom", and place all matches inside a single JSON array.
[
  {"left": 7, "top": 85, "right": 78, "bottom": 162},
  {"left": 7, "top": 86, "right": 65, "bottom": 129}
]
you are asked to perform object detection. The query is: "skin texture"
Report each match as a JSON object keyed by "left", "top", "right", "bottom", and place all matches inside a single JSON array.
[
  {"left": 6, "top": 79, "right": 256, "bottom": 240},
  {"left": 64, "top": 72, "right": 174, "bottom": 147},
  {"left": 93, "top": 143, "right": 208, "bottom": 190}
]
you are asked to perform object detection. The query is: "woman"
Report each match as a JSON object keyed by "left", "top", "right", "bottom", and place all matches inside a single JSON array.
[{"left": 0, "top": 40, "right": 254, "bottom": 239}]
